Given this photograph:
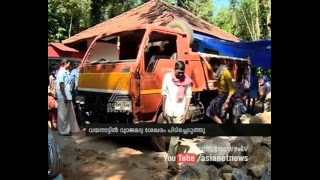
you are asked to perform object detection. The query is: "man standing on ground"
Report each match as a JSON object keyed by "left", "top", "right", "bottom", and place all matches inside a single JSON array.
[
  {"left": 69, "top": 62, "right": 85, "bottom": 130},
  {"left": 56, "top": 59, "right": 80, "bottom": 136},
  {"left": 206, "top": 59, "right": 235, "bottom": 124},
  {"left": 247, "top": 67, "right": 259, "bottom": 114},
  {"left": 70, "top": 62, "right": 80, "bottom": 96},
  {"left": 161, "top": 60, "right": 193, "bottom": 173}
]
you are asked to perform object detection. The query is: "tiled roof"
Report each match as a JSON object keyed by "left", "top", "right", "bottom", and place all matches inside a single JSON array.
[
  {"left": 49, "top": 43, "right": 79, "bottom": 52},
  {"left": 63, "top": 0, "right": 239, "bottom": 44}
]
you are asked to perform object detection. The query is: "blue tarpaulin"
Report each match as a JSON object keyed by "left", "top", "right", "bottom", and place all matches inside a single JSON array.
[{"left": 194, "top": 33, "right": 271, "bottom": 69}]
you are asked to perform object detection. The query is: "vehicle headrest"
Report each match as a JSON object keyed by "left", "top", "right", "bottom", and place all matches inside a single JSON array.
[{"left": 148, "top": 46, "right": 161, "bottom": 54}]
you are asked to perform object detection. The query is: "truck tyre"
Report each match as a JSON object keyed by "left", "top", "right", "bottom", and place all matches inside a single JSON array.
[
  {"left": 74, "top": 103, "right": 85, "bottom": 130},
  {"left": 151, "top": 113, "right": 170, "bottom": 152},
  {"left": 166, "top": 19, "right": 194, "bottom": 45},
  {"left": 48, "top": 130, "right": 61, "bottom": 179}
]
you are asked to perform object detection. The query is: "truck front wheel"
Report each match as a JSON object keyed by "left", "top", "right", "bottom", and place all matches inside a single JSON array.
[{"left": 150, "top": 113, "right": 170, "bottom": 152}]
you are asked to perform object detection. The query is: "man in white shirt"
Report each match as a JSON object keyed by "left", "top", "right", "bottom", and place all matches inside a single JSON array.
[
  {"left": 69, "top": 63, "right": 84, "bottom": 129},
  {"left": 161, "top": 60, "right": 192, "bottom": 173},
  {"left": 56, "top": 59, "right": 80, "bottom": 136},
  {"left": 69, "top": 63, "right": 80, "bottom": 95}
]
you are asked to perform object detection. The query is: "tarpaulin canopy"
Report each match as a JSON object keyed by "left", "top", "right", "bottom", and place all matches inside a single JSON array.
[{"left": 194, "top": 33, "right": 271, "bottom": 69}]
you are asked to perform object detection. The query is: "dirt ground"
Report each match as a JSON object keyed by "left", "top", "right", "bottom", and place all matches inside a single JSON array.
[
  {"left": 52, "top": 100, "right": 267, "bottom": 180},
  {"left": 53, "top": 131, "right": 171, "bottom": 180}
]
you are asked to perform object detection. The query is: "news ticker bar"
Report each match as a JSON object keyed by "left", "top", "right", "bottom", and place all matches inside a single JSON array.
[{"left": 85, "top": 124, "right": 271, "bottom": 136}]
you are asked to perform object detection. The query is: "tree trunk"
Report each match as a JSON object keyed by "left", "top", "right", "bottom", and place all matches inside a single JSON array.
[
  {"left": 69, "top": 14, "right": 73, "bottom": 38},
  {"left": 267, "top": 13, "right": 271, "bottom": 35},
  {"left": 241, "top": 8, "right": 254, "bottom": 40},
  {"left": 267, "top": 0, "right": 271, "bottom": 36},
  {"left": 255, "top": 0, "right": 260, "bottom": 40}
]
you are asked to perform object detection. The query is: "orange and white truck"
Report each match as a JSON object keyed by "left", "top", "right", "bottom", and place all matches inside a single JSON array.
[{"left": 76, "top": 20, "right": 248, "bottom": 150}]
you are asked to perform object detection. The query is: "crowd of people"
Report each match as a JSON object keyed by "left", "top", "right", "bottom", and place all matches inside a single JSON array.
[
  {"left": 161, "top": 58, "right": 272, "bottom": 127},
  {"left": 204, "top": 58, "right": 271, "bottom": 124},
  {"left": 161, "top": 60, "right": 271, "bottom": 174},
  {"left": 47, "top": 58, "right": 270, "bottom": 174},
  {"left": 48, "top": 59, "right": 81, "bottom": 136}
]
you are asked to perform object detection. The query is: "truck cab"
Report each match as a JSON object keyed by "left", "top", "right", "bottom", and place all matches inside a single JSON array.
[
  {"left": 76, "top": 21, "right": 250, "bottom": 126},
  {"left": 76, "top": 24, "right": 213, "bottom": 124}
]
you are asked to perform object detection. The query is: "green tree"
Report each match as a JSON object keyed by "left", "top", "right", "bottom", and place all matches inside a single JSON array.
[
  {"left": 235, "top": 0, "right": 271, "bottom": 40},
  {"left": 90, "top": 0, "right": 105, "bottom": 26},
  {"left": 164, "top": 0, "right": 215, "bottom": 24},
  {"left": 88, "top": 0, "right": 144, "bottom": 24},
  {"left": 213, "top": 0, "right": 271, "bottom": 41},
  {"left": 259, "top": 0, "right": 271, "bottom": 38},
  {"left": 56, "top": 0, "right": 91, "bottom": 37},
  {"left": 48, "top": 0, "right": 91, "bottom": 42},
  {"left": 48, "top": 0, "right": 68, "bottom": 42},
  {"left": 187, "top": 0, "right": 215, "bottom": 23},
  {"left": 104, "top": 0, "right": 142, "bottom": 19},
  {"left": 212, "top": 7, "right": 233, "bottom": 34},
  {"left": 237, "top": 0, "right": 261, "bottom": 40}
]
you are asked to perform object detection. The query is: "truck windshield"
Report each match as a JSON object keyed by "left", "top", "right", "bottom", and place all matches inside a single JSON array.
[{"left": 86, "top": 29, "right": 146, "bottom": 64}]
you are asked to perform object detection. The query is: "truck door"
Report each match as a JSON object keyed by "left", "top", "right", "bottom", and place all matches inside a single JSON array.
[{"left": 139, "top": 31, "right": 179, "bottom": 121}]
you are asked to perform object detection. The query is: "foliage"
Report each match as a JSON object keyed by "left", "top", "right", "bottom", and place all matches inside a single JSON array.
[
  {"left": 48, "top": 0, "right": 271, "bottom": 42},
  {"left": 212, "top": 7, "right": 234, "bottom": 34},
  {"left": 213, "top": 0, "right": 271, "bottom": 41},
  {"left": 48, "top": 0, "right": 68, "bottom": 42},
  {"left": 48, "top": 0, "right": 91, "bottom": 42},
  {"left": 164, "top": 0, "right": 215, "bottom": 24}
]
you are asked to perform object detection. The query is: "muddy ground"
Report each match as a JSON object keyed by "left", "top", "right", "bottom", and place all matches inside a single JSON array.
[{"left": 54, "top": 131, "right": 172, "bottom": 180}]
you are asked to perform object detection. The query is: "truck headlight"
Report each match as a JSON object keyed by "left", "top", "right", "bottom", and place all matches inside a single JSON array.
[
  {"left": 114, "top": 100, "right": 132, "bottom": 113},
  {"left": 75, "top": 96, "right": 85, "bottom": 104}
]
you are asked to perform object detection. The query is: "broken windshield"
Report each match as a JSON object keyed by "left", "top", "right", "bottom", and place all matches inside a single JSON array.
[{"left": 86, "top": 29, "right": 146, "bottom": 64}]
